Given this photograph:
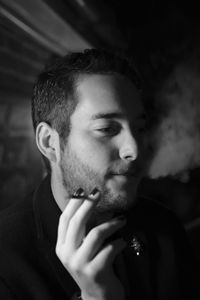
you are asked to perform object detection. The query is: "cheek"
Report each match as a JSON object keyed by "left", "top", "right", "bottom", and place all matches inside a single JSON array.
[{"left": 71, "top": 133, "right": 114, "bottom": 167}]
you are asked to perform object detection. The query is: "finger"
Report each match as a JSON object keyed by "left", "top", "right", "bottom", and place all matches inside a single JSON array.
[
  {"left": 78, "top": 217, "right": 126, "bottom": 261},
  {"left": 91, "top": 238, "right": 127, "bottom": 271},
  {"left": 66, "top": 189, "right": 100, "bottom": 248},
  {"left": 57, "top": 195, "right": 84, "bottom": 245}
]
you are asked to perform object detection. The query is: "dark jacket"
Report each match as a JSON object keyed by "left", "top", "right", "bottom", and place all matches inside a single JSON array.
[{"left": 0, "top": 176, "right": 199, "bottom": 299}]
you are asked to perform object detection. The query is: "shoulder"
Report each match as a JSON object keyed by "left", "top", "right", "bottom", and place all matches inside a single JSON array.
[
  {"left": 0, "top": 192, "right": 36, "bottom": 252},
  {"left": 0, "top": 191, "right": 33, "bottom": 223}
]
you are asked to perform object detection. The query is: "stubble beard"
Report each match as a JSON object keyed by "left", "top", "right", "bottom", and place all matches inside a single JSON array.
[{"left": 59, "top": 146, "right": 136, "bottom": 217}]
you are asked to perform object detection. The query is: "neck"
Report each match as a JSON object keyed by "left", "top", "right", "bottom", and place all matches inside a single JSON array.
[{"left": 51, "top": 170, "right": 70, "bottom": 212}]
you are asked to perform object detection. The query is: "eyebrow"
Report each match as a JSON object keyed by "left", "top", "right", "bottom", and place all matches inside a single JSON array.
[
  {"left": 90, "top": 112, "right": 146, "bottom": 121},
  {"left": 91, "top": 112, "right": 125, "bottom": 120}
]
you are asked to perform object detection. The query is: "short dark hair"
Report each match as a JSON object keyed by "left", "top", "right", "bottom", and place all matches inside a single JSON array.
[{"left": 31, "top": 48, "right": 142, "bottom": 172}]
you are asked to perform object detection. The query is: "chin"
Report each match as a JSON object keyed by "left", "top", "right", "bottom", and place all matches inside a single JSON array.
[
  {"left": 95, "top": 188, "right": 137, "bottom": 216},
  {"left": 115, "top": 185, "right": 138, "bottom": 201}
]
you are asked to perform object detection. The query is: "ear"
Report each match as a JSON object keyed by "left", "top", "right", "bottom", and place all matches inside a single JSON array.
[{"left": 36, "top": 122, "right": 61, "bottom": 165}]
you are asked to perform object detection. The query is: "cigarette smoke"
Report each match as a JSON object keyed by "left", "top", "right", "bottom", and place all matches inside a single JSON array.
[{"left": 147, "top": 62, "right": 200, "bottom": 181}]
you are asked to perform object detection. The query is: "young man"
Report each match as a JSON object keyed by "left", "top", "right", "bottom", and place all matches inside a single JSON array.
[{"left": 0, "top": 49, "right": 199, "bottom": 299}]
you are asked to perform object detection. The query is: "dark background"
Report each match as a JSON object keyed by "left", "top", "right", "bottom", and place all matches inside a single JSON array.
[{"left": 1, "top": 0, "right": 200, "bottom": 231}]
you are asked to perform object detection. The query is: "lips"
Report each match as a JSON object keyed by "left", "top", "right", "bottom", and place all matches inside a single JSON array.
[
  {"left": 112, "top": 171, "right": 138, "bottom": 177},
  {"left": 108, "top": 164, "right": 141, "bottom": 179},
  {"left": 114, "top": 173, "right": 134, "bottom": 177},
  {"left": 111, "top": 173, "right": 137, "bottom": 182}
]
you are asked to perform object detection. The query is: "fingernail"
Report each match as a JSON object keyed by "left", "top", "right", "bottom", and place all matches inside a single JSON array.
[
  {"left": 89, "top": 187, "right": 100, "bottom": 197},
  {"left": 73, "top": 188, "right": 84, "bottom": 198}
]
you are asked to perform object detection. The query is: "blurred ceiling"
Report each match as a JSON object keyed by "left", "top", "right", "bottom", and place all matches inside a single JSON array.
[
  {"left": 41, "top": 0, "right": 200, "bottom": 60},
  {"left": 0, "top": 0, "right": 200, "bottom": 98}
]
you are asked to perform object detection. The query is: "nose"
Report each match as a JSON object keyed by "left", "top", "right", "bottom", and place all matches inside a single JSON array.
[{"left": 119, "top": 131, "right": 138, "bottom": 162}]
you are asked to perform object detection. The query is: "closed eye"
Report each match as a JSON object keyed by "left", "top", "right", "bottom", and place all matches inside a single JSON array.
[{"left": 96, "top": 124, "right": 121, "bottom": 136}]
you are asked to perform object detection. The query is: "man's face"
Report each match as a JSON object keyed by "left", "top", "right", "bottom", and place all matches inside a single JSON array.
[{"left": 60, "top": 74, "right": 146, "bottom": 214}]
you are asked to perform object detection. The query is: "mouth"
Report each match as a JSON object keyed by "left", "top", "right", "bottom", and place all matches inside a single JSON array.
[
  {"left": 112, "top": 171, "right": 138, "bottom": 177},
  {"left": 114, "top": 173, "right": 133, "bottom": 177},
  {"left": 111, "top": 173, "right": 137, "bottom": 182}
]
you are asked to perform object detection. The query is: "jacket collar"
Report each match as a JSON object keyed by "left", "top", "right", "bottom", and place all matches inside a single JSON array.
[
  {"left": 33, "top": 174, "right": 60, "bottom": 244},
  {"left": 33, "top": 175, "right": 79, "bottom": 298}
]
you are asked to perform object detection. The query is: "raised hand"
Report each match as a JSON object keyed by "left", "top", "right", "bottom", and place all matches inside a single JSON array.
[{"left": 55, "top": 188, "right": 127, "bottom": 300}]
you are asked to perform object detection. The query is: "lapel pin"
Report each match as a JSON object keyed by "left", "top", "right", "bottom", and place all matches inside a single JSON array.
[{"left": 130, "top": 235, "right": 145, "bottom": 256}]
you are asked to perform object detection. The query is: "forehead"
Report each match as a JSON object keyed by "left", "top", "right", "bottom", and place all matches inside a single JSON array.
[{"left": 72, "top": 74, "right": 144, "bottom": 122}]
